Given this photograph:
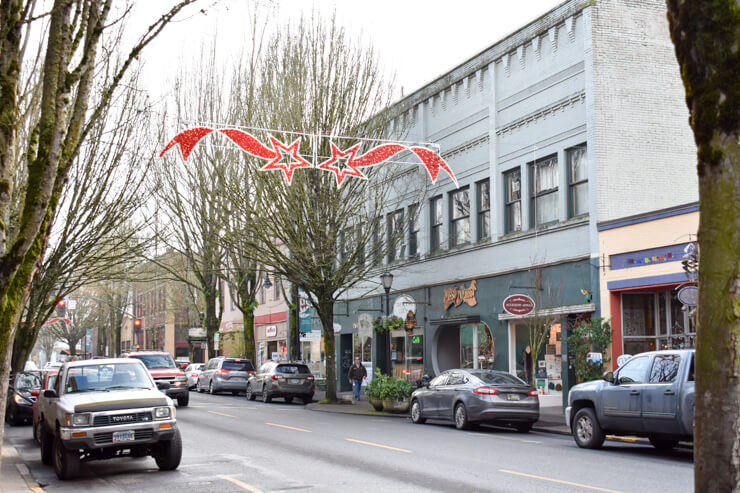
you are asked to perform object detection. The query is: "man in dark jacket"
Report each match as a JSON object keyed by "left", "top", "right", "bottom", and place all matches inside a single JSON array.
[{"left": 347, "top": 357, "right": 367, "bottom": 401}]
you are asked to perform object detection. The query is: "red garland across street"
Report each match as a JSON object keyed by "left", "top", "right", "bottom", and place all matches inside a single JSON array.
[{"left": 160, "top": 127, "right": 458, "bottom": 187}]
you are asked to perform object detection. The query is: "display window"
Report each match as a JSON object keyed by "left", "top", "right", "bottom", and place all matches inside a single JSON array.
[{"left": 621, "top": 290, "right": 695, "bottom": 354}]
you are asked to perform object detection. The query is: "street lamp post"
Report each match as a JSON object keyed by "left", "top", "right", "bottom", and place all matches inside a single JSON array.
[{"left": 380, "top": 272, "right": 394, "bottom": 375}]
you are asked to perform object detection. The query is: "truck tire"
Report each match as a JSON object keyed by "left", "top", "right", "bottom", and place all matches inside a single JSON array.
[
  {"left": 572, "top": 407, "right": 605, "bottom": 449},
  {"left": 40, "top": 427, "right": 53, "bottom": 465},
  {"left": 53, "top": 434, "right": 80, "bottom": 480},
  {"left": 177, "top": 393, "right": 189, "bottom": 407},
  {"left": 155, "top": 428, "right": 182, "bottom": 471},
  {"left": 649, "top": 436, "right": 679, "bottom": 450}
]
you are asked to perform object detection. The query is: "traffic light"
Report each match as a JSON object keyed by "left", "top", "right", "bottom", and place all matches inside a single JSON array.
[
  {"left": 56, "top": 299, "right": 66, "bottom": 317},
  {"left": 133, "top": 318, "right": 142, "bottom": 329}
]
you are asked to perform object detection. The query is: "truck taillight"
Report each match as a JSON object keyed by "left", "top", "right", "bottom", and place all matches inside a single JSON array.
[{"left": 473, "top": 387, "right": 499, "bottom": 395}]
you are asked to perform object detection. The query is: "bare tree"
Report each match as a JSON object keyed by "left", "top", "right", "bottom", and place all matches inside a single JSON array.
[
  {"left": 46, "top": 296, "right": 99, "bottom": 357},
  {"left": 666, "top": 2, "right": 740, "bottom": 490},
  {"left": 0, "top": 0, "right": 206, "bottom": 458}
]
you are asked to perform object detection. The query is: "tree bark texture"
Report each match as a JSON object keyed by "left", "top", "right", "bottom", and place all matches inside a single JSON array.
[
  {"left": 666, "top": 1, "right": 740, "bottom": 490},
  {"left": 317, "top": 300, "right": 337, "bottom": 402}
]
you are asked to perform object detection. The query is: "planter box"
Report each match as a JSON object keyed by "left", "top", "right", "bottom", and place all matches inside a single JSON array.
[
  {"left": 368, "top": 395, "right": 384, "bottom": 411},
  {"left": 382, "top": 397, "right": 409, "bottom": 413}
]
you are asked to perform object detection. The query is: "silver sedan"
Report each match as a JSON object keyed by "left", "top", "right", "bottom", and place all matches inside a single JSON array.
[{"left": 410, "top": 369, "right": 539, "bottom": 432}]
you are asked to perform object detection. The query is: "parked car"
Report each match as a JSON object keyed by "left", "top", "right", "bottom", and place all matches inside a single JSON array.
[
  {"left": 123, "top": 351, "right": 189, "bottom": 407},
  {"left": 198, "top": 357, "right": 255, "bottom": 395},
  {"left": 175, "top": 357, "right": 190, "bottom": 370},
  {"left": 246, "top": 361, "right": 315, "bottom": 404},
  {"left": 33, "top": 369, "right": 59, "bottom": 441},
  {"left": 566, "top": 349, "right": 694, "bottom": 450},
  {"left": 409, "top": 369, "right": 539, "bottom": 432},
  {"left": 36, "top": 358, "right": 181, "bottom": 480},
  {"left": 184, "top": 363, "right": 205, "bottom": 390},
  {"left": 5, "top": 371, "right": 42, "bottom": 425}
]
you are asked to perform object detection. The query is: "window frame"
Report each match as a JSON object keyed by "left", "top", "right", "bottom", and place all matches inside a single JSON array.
[
  {"left": 529, "top": 154, "right": 559, "bottom": 228},
  {"left": 387, "top": 209, "right": 405, "bottom": 263},
  {"left": 408, "top": 204, "right": 420, "bottom": 258},
  {"left": 430, "top": 196, "right": 443, "bottom": 252},
  {"left": 476, "top": 179, "right": 490, "bottom": 241},
  {"left": 449, "top": 187, "right": 471, "bottom": 247},
  {"left": 567, "top": 144, "right": 589, "bottom": 218},
  {"left": 504, "top": 168, "right": 522, "bottom": 234}
]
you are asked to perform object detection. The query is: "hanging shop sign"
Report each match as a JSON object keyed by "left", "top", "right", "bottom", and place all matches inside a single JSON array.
[
  {"left": 443, "top": 280, "right": 477, "bottom": 311},
  {"left": 188, "top": 328, "right": 206, "bottom": 339},
  {"left": 502, "top": 294, "right": 535, "bottom": 316},
  {"left": 393, "top": 295, "right": 417, "bottom": 319},
  {"left": 160, "top": 127, "right": 458, "bottom": 188},
  {"left": 404, "top": 311, "right": 417, "bottom": 332},
  {"left": 677, "top": 285, "right": 698, "bottom": 307},
  {"left": 299, "top": 289, "right": 313, "bottom": 334}
]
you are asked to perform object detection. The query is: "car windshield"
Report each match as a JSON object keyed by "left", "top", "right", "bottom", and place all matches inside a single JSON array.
[
  {"left": 469, "top": 371, "right": 527, "bottom": 386},
  {"left": 46, "top": 374, "right": 57, "bottom": 390},
  {"left": 14, "top": 373, "right": 40, "bottom": 390},
  {"left": 129, "top": 354, "right": 176, "bottom": 369},
  {"left": 276, "top": 365, "right": 310, "bottom": 375},
  {"left": 65, "top": 363, "right": 153, "bottom": 393},
  {"left": 223, "top": 360, "right": 254, "bottom": 372}
]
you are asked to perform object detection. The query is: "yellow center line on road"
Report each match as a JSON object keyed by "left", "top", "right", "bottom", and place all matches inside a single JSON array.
[
  {"left": 208, "top": 410, "right": 236, "bottom": 418},
  {"left": 498, "top": 469, "right": 624, "bottom": 493},
  {"left": 345, "top": 438, "right": 411, "bottom": 454},
  {"left": 222, "top": 475, "right": 264, "bottom": 493},
  {"left": 471, "top": 432, "right": 541, "bottom": 444},
  {"left": 265, "top": 422, "right": 311, "bottom": 432}
]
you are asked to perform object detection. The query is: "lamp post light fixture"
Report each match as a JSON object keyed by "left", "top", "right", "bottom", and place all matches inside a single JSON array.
[
  {"left": 262, "top": 274, "right": 273, "bottom": 289},
  {"left": 379, "top": 271, "right": 394, "bottom": 376}
]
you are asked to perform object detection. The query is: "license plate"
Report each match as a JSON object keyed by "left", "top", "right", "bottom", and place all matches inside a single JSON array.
[
  {"left": 289, "top": 379, "right": 300, "bottom": 384},
  {"left": 112, "top": 430, "right": 135, "bottom": 443},
  {"left": 507, "top": 394, "right": 521, "bottom": 401}
]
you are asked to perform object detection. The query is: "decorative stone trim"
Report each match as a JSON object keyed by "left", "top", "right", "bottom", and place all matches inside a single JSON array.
[
  {"left": 440, "top": 134, "right": 489, "bottom": 160},
  {"left": 549, "top": 26, "right": 558, "bottom": 53},
  {"left": 532, "top": 36, "right": 541, "bottom": 61},
  {"left": 565, "top": 16, "right": 575, "bottom": 42},
  {"left": 517, "top": 45, "right": 525, "bottom": 70},
  {"left": 496, "top": 90, "right": 585, "bottom": 136}
]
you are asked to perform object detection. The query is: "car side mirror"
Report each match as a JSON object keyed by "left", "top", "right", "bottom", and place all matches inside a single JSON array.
[
  {"left": 156, "top": 381, "right": 171, "bottom": 391},
  {"left": 422, "top": 374, "right": 431, "bottom": 388},
  {"left": 603, "top": 371, "right": 615, "bottom": 384},
  {"left": 43, "top": 389, "right": 58, "bottom": 398},
  {"left": 31, "top": 389, "right": 40, "bottom": 397}
]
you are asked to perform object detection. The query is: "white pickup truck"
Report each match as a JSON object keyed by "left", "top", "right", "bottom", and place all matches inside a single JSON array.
[{"left": 37, "top": 358, "right": 182, "bottom": 479}]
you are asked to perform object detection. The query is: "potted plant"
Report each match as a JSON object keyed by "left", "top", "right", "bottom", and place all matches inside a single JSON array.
[
  {"left": 365, "top": 369, "right": 385, "bottom": 411},
  {"left": 380, "top": 375, "right": 413, "bottom": 413}
]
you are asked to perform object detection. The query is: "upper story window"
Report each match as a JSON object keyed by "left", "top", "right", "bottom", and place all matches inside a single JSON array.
[
  {"left": 504, "top": 168, "right": 521, "bottom": 233},
  {"left": 356, "top": 224, "right": 365, "bottom": 265},
  {"left": 371, "top": 218, "right": 382, "bottom": 265},
  {"left": 450, "top": 188, "right": 470, "bottom": 247},
  {"left": 387, "top": 209, "right": 404, "bottom": 263},
  {"left": 530, "top": 155, "right": 559, "bottom": 227},
  {"left": 430, "top": 196, "right": 443, "bottom": 252},
  {"left": 408, "top": 204, "right": 419, "bottom": 257},
  {"left": 567, "top": 145, "right": 588, "bottom": 218},
  {"left": 477, "top": 179, "right": 490, "bottom": 240},
  {"left": 274, "top": 276, "right": 280, "bottom": 300}
]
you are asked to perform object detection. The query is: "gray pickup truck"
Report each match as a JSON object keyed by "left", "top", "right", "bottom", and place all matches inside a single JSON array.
[
  {"left": 566, "top": 349, "right": 694, "bottom": 450},
  {"left": 37, "top": 358, "right": 182, "bottom": 479}
]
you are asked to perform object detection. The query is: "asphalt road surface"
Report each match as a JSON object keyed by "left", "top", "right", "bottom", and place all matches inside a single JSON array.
[{"left": 4, "top": 391, "right": 694, "bottom": 492}]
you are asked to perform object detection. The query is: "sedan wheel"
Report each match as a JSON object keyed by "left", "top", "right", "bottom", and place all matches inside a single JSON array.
[
  {"left": 454, "top": 403, "right": 471, "bottom": 430},
  {"left": 410, "top": 400, "right": 426, "bottom": 424},
  {"left": 246, "top": 384, "right": 256, "bottom": 401},
  {"left": 209, "top": 381, "right": 216, "bottom": 395},
  {"left": 197, "top": 380, "right": 204, "bottom": 393}
]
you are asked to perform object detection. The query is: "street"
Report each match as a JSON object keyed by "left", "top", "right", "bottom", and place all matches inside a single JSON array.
[{"left": 5, "top": 392, "right": 693, "bottom": 493}]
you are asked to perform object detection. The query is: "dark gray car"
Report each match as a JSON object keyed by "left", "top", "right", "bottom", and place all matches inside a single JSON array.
[
  {"left": 246, "top": 362, "right": 315, "bottom": 404},
  {"left": 410, "top": 369, "right": 539, "bottom": 432},
  {"left": 197, "top": 357, "right": 255, "bottom": 395}
]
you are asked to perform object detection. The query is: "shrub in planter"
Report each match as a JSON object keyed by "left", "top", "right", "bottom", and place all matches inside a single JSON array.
[
  {"left": 365, "top": 369, "right": 386, "bottom": 411},
  {"left": 379, "top": 374, "right": 413, "bottom": 414}
]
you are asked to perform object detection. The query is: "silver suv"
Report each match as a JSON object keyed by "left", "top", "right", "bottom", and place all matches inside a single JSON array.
[
  {"left": 37, "top": 358, "right": 180, "bottom": 480},
  {"left": 197, "top": 357, "right": 255, "bottom": 395},
  {"left": 246, "top": 362, "right": 315, "bottom": 404}
]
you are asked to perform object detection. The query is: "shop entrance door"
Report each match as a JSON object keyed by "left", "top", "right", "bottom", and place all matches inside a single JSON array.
[{"left": 338, "top": 334, "right": 353, "bottom": 392}]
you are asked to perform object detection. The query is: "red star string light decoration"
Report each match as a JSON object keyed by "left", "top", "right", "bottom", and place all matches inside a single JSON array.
[{"left": 160, "top": 127, "right": 458, "bottom": 187}]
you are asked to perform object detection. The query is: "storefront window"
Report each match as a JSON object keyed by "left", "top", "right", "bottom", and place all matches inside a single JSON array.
[
  {"left": 621, "top": 290, "right": 696, "bottom": 354},
  {"left": 353, "top": 334, "right": 372, "bottom": 363},
  {"left": 460, "top": 323, "right": 494, "bottom": 370},
  {"left": 390, "top": 329, "right": 424, "bottom": 382}
]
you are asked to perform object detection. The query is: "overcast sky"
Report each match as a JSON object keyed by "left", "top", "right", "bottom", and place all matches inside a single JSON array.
[{"left": 132, "top": 0, "right": 563, "bottom": 105}]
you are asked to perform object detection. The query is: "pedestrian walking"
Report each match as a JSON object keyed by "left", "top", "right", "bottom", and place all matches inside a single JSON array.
[{"left": 347, "top": 357, "right": 367, "bottom": 401}]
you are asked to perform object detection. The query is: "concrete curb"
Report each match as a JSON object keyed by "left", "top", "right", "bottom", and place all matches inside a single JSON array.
[
  {"left": 2, "top": 439, "right": 44, "bottom": 492},
  {"left": 306, "top": 403, "right": 409, "bottom": 418}
]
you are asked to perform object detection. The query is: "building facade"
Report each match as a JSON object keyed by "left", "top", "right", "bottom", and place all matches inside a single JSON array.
[{"left": 330, "top": 0, "right": 697, "bottom": 401}]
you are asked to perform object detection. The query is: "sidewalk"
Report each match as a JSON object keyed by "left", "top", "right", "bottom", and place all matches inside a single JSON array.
[
  {"left": 1, "top": 437, "right": 42, "bottom": 492},
  {"left": 307, "top": 390, "right": 571, "bottom": 434}
]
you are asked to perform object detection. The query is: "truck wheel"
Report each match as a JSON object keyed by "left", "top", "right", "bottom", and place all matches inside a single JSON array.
[
  {"left": 572, "top": 408, "right": 605, "bottom": 449},
  {"left": 649, "top": 436, "right": 678, "bottom": 450},
  {"left": 53, "top": 434, "right": 80, "bottom": 480},
  {"left": 155, "top": 428, "right": 182, "bottom": 471},
  {"left": 40, "top": 427, "right": 53, "bottom": 465},
  {"left": 177, "top": 393, "right": 189, "bottom": 407}
]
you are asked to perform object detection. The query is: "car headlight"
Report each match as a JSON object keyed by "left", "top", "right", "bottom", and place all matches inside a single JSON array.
[
  {"left": 13, "top": 394, "right": 24, "bottom": 404},
  {"left": 155, "top": 406, "right": 172, "bottom": 419},
  {"left": 175, "top": 376, "right": 187, "bottom": 382},
  {"left": 64, "top": 413, "right": 91, "bottom": 427}
]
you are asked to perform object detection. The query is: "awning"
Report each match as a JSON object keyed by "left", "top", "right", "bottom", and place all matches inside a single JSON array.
[{"left": 498, "top": 303, "right": 596, "bottom": 321}]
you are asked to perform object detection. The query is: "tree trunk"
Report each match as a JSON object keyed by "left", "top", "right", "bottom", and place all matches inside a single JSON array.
[
  {"left": 243, "top": 310, "right": 255, "bottom": 364},
  {"left": 290, "top": 284, "right": 299, "bottom": 361},
  {"left": 318, "top": 300, "right": 337, "bottom": 402}
]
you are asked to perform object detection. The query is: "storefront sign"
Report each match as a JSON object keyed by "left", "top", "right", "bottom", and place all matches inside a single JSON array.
[
  {"left": 333, "top": 323, "right": 342, "bottom": 333},
  {"left": 299, "top": 329, "right": 321, "bottom": 342},
  {"left": 677, "top": 285, "right": 698, "bottom": 306},
  {"left": 502, "top": 294, "right": 535, "bottom": 316},
  {"left": 188, "top": 327, "right": 206, "bottom": 339},
  {"left": 443, "top": 280, "right": 478, "bottom": 311},
  {"left": 393, "top": 295, "right": 416, "bottom": 319},
  {"left": 404, "top": 311, "right": 417, "bottom": 332},
  {"left": 299, "top": 289, "right": 312, "bottom": 333},
  {"left": 265, "top": 325, "right": 277, "bottom": 337}
]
